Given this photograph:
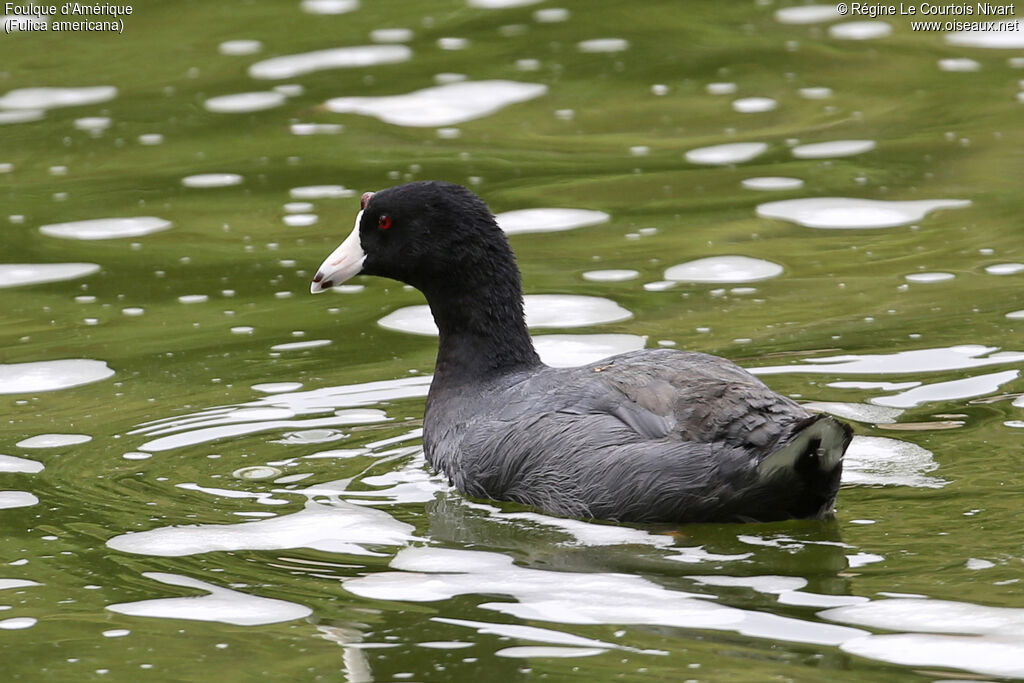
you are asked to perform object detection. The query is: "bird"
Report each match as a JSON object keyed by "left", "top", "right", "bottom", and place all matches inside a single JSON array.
[{"left": 310, "top": 181, "right": 852, "bottom": 523}]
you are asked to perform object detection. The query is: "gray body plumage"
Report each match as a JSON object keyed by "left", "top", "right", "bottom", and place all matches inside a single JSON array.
[{"left": 425, "top": 348, "right": 849, "bottom": 523}]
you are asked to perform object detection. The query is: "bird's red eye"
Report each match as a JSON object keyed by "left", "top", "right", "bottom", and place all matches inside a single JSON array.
[{"left": 378, "top": 215, "right": 392, "bottom": 230}]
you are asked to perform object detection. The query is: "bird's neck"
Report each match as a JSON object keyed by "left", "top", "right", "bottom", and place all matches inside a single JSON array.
[{"left": 422, "top": 273, "right": 542, "bottom": 386}]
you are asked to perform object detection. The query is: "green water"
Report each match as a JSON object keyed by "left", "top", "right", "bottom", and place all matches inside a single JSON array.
[{"left": 2, "top": 1, "right": 1023, "bottom": 680}]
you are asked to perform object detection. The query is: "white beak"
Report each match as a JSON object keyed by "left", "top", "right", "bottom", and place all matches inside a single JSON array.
[{"left": 310, "top": 210, "right": 366, "bottom": 294}]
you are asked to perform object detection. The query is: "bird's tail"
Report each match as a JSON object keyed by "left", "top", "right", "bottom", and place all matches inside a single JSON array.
[
  {"left": 756, "top": 414, "right": 853, "bottom": 517},
  {"left": 758, "top": 414, "right": 851, "bottom": 477}
]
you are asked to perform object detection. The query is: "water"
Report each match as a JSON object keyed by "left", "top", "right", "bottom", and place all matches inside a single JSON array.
[{"left": 2, "top": 1, "right": 1024, "bottom": 679}]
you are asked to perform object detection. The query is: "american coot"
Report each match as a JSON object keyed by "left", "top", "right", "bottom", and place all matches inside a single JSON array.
[{"left": 311, "top": 181, "right": 852, "bottom": 523}]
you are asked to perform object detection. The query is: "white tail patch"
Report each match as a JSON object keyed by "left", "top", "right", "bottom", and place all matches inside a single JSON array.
[{"left": 758, "top": 417, "right": 846, "bottom": 478}]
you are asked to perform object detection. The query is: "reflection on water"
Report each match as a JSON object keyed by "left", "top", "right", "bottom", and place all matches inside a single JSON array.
[
  {"left": 248, "top": 45, "right": 411, "bottom": 79},
  {"left": 107, "top": 572, "right": 313, "bottom": 626},
  {"left": 38, "top": 217, "right": 173, "bottom": 240},
  {"left": 376, "top": 294, "right": 632, "bottom": 336},
  {"left": 0, "top": 263, "right": 100, "bottom": 288},
  {"left": 107, "top": 501, "right": 418, "bottom": 557},
  {"left": 325, "top": 80, "right": 547, "bottom": 127},
  {"left": 685, "top": 141, "right": 767, "bottom": 165},
  {"left": 756, "top": 197, "right": 971, "bottom": 229},
  {"left": 0, "top": 360, "right": 114, "bottom": 393},
  {"left": 791, "top": 139, "right": 876, "bottom": 159}
]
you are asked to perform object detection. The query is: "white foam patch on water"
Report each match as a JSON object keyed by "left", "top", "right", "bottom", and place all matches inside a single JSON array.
[
  {"left": 799, "top": 87, "right": 833, "bottom": 99},
  {"left": 0, "top": 263, "right": 100, "bottom": 288},
  {"left": 829, "top": 21, "right": 892, "bottom": 40},
  {"left": 435, "top": 72, "right": 468, "bottom": 85},
  {"left": 870, "top": 369, "right": 1019, "bottom": 408},
  {"left": 283, "top": 214, "right": 318, "bottom": 227},
  {"left": 841, "top": 436, "right": 946, "bottom": 488},
  {"left": 533, "top": 334, "right": 645, "bottom": 368},
  {"left": 577, "top": 38, "right": 629, "bottom": 53},
  {"left": 1007, "top": 309, "right": 1024, "bottom": 319},
  {"left": 774, "top": 4, "right": 842, "bottom": 24},
  {"left": 290, "top": 122, "right": 344, "bottom": 135},
  {"left": 685, "top": 142, "right": 768, "bottom": 165},
  {"left": 344, "top": 547, "right": 867, "bottom": 647},
  {"left": 0, "top": 359, "right": 114, "bottom": 394},
  {"left": 985, "top": 262, "right": 1024, "bottom": 275},
  {"left": 129, "top": 376, "right": 430, "bottom": 451},
  {"left": 841, "top": 633, "right": 1024, "bottom": 678},
  {"left": 947, "top": 21, "right": 1024, "bottom": 48},
  {"left": 17, "top": 433, "right": 92, "bottom": 448},
  {"left": 271, "top": 339, "right": 332, "bottom": 351},
  {"left": 939, "top": 57, "right": 981, "bottom": 72},
  {"left": 107, "top": 572, "right": 312, "bottom": 626},
  {"left": 39, "top": 217, "right": 172, "bottom": 240},
  {"left": 252, "top": 382, "right": 304, "bottom": 393},
  {"left": 182, "top": 173, "right": 243, "bottom": 188},
  {"left": 0, "top": 491, "right": 38, "bottom": 509},
  {"left": 692, "top": 575, "right": 869, "bottom": 608},
  {"left": 176, "top": 482, "right": 290, "bottom": 506},
  {"left": 290, "top": 185, "right": 354, "bottom": 199},
  {"left": 249, "top": 45, "right": 411, "bottom": 79},
  {"left": 732, "top": 97, "right": 777, "bottom": 113},
  {"left": 107, "top": 501, "right": 415, "bottom": 556},
  {"left": 436, "top": 617, "right": 641, "bottom": 656},
  {"left": 742, "top": 177, "right": 804, "bottom": 191},
  {"left": 469, "top": 0, "right": 542, "bottom": 6},
  {"left": 801, "top": 401, "right": 904, "bottom": 424},
  {"left": 494, "top": 510, "right": 677, "bottom": 549},
  {"left": 370, "top": 28, "right": 413, "bottom": 42},
  {"left": 497, "top": 646, "right": 607, "bottom": 658},
  {"left": 751, "top": 344, "right": 1024, "bottom": 375},
  {"left": 419, "top": 641, "right": 474, "bottom": 650},
  {"left": 437, "top": 36, "right": 469, "bottom": 50},
  {"left": 822, "top": 598, "right": 1024, "bottom": 677},
  {"left": 0, "top": 455, "right": 44, "bottom": 473},
  {"left": 300, "top": 0, "right": 359, "bottom": 14},
  {"left": 271, "top": 84, "right": 301, "bottom": 97},
  {"left": 706, "top": 82, "right": 737, "bottom": 95},
  {"left": 218, "top": 39, "right": 262, "bottom": 56},
  {"left": 0, "top": 617, "right": 37, "bottom": 630},
  {"left": 204, "top": 91, "right": 285, "bottom": 113},
  {"left": 755, "top": 197, "right": 971, "bottom": 229},
  {"left": 0, "top": 86, "right": 117, "bottom": 110},
  {"left": 133, "top": 408, "right": 385, "bottom": 452},
  {"left": 73, "top": 116, "right": 111, "bottom": 134},
  {"left": 378, "top": 295, "right": 632, "bottom": 336},
  {"left": 326, "top": 80, "right": 547, "bottom": 127},
  {"left": 829, "top": 380, "right": 922, "bottom": 391},
  {"left": 905, "top": 272, "right": 955, "bottom": 283},
  {"left": 0, "top": 109, "right": 45, "bottom": 124},
  {"left": 664, "top": 256, "right": 783, "bottom": 283},
  {"left": 689, "top": 574, "right": 808, "bottom": 594},
  {"left": 496, "top": 208, "right": 610, "bottom": 234},
  {"left": 534, "top": 8, "right": 569, "bottom": 22},
  {"left": 0, "top": 579, "right": 40, "bottom": 590},
  {"left": 582, "top": 269, "right": 639, "bottom": 282},
  {"left": 792, "top": 140, "right": 876, "bottom": 159}
]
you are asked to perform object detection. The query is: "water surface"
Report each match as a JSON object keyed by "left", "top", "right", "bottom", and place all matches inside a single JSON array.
[{"left": 2, "top": 1, "right": 1023, "bottom": 680}]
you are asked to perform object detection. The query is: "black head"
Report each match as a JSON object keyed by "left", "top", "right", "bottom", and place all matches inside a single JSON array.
[{"left": 311, "top": 181, "right": 517, "bottom": 296}]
